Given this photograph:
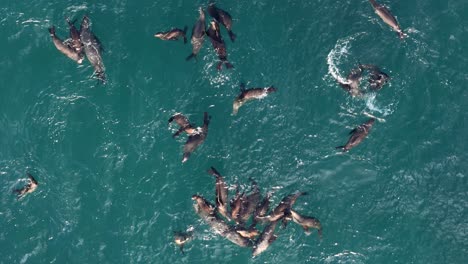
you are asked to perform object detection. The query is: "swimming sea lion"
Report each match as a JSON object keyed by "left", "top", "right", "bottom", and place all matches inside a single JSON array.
[
  {"left": 154, "top": 27, "right": 188, "bottom": 44},
  {"left": 369, "top": 0, "right": 407, "bottom": 39},
  {"left": 288, "top": 209, "right": 322, "bottom": 238},
  {"left": 173, "top": 230, "right": 193, "bottom": 254},
  {"left": 48, "top": 26, "right": 84, "bottom": 63},
  {"left": 207, "top": 167, "right": 231, "bottom": 221},
  {"left": 206, "top": 20, "right": 233, "bottom": 70},
  {"left": 252, "top": 220, "right": 279, "bottom": 257},
  {"left": 259, "top": 192, "right": 307, "bottom": 222},
  {"left": 335, "top": 66, "right": 364, "bottom": 97},
  {"left": 182, "top": 112, "right": 210, "bottom": 163},
  {"left": 186, "top": 7, "right": 206, "bottom": 61},
  {"left": 207, "top": 3, "right": 236, "bottom": 42},
  {"left": 168, "top": 113, "right": 198, "bottom": 138},
  {"left": 192, "top": 194, "right": 216, "bottom": 217},
  {"left": 238, "top": 180, "right": 261, "bottom": 225},
  {"left": 250, "top": 191, "right": 272, "bottom": 228},
  {"left": 13, "top": 173, "right": 38, "bottom": 199},
  {"left": 232, "top": 84, "right": 277, "bottom": 115},
  {"left": 230, "top": 186, "right": 244, "bottom": 222},
  {"left": 80, "top": 15, "right": 106, "bottom": 83},
  {"left": 336, "top": 118, "right": 375, "bottom": 152},
  {"left": 66, "top": 18, "right": 83, "bottom": 54},
  {"left": 360, "top": 64, "right": 390, "bottom": 91},
  {"left": 235, "top": 226, "right": 260, "bottom": 239}
]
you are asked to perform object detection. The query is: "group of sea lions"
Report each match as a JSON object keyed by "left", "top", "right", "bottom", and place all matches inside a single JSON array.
[
  {"left": 180, "top": 167, "right": 322, "bottom": 256},
  {"left": 155, "top": 3, "right": 236, "bottom": 70},
  {"left": 49, "top": 15, "right": 106, "bottom": 83}
]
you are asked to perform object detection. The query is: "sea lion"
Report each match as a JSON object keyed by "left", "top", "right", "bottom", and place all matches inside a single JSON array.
[
  {"left": 48, "top": 26, "right": 84, "bottom": 63},
  {"left": 186, "top": 7, "right": 206, "bottom": 61},
  {"left": 168, "top": 113, "right": 198, "bottom": 138},
  {"left": 288, "top": 209, "right": 322, "bottom": 238},
  {"left": 235, "top": 226, "right": 260, "bottom": 239},
  {"left": 173, "top": 230, "right": 193, "bottom": 254},
  {"left": 66, "top": 18, "right": 83, "bottom": 54},
  {"left": 360, "top": 64, "right": 390, "bottom": 91},
  {"left": 335, "top": 66, "right": 364, "bottom": 97},
  {"left": 13, "top": 173, "right": 38, "bottom": 199},
  {"left": 80, "top": 15, "right": 106, "bottom": 83},
  {"left": 230, "top": 187, "right": 244, "bottom": 223},
  {"left": 238, "top": 180, "right": 261, "bottom": 225},
  {"left": 259, "top": 192, "right": 307, "bottom": 222},
  {"left": 154, "top": 27, "right": 188, "bottom": 44},
  {"left": 232, "top": 84, "right": 277, "bottom": 115},
  {"left": 336, "top": 118, "right": 375, "bottom": 152},
  {"left": 207, "top": 3, "right": 236, "bottom": 42},
  {"left": 182, "top": 112, "right": 210, "bottom": 163},
  {"left": 206, "top": 20, "right": 233, "bottom": 70},
  {"left": 252, "top": 220, "right": 279, "bottom": 257},
  {"left": 192, "top": 194, "right": 252, "bottom": 247},
  {"left": 207, "top": 167, "right": 231, "bottom": 221},
  {"left": 250, "top": 191, "right": 272, "bottom": 228},
  {"left": 369, "top": 0, "right": 407, "bottom": 39}
]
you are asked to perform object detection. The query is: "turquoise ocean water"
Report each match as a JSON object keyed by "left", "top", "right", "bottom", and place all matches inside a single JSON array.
[{"left": 0, "top": 0, "right": 467, "bottom": 263}]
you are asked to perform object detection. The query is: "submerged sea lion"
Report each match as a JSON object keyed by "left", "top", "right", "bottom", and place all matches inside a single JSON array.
[
  {"left": 80, "top": 15, "right": 106, "bottom": 83},
  {"left": 288, "top": 209, "right": 322, "bottom": 238},
  {"left": 232, "top": 84, "right": 277, "bottom": 115},
  {"left": 173, "top": 230, "right": 193, "bottom": 254},
  {"left": 13, "top": 173, "right": 38, "bottom": 199},
  {"left": 186, "top": 7, "right": 206, "bottom": 61},
  {"left": 207, "top": 167, "right": 231, "bottom": 221},
  {"left": 369, "top": 0, "right": 407, "bottom": 39},
  {"left": 182, "top": 112, "right": 210, "bottom": 163},
  {"left": 48, "top": 26, "right": 84, "bottom": 63},
  {"left": 336, "top": 118, "right": 375, "bottom": 152},
  {"left": 207, "top": 3, "right": 236, "bottom": 42},
  {"left": 168, "top": 113, "right": 198, "bottom": 138},
  {"left": 154, "top": 27, "right": 188, "bottom": 44},
  {"left": 252, "top": 220, "right": 279, "bottom": 257},
  {"left": 66, "top": 18, "right": 83, "bottom": 54},
  {"left": 206, "top": 20, "right": 233, "bottom": 70}
]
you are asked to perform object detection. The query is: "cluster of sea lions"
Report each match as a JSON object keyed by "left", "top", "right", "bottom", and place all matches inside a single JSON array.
[
  {"left": 185, "top": 167, "right": 322, "bottom": 256},
  {"left": 49, "top": 15, "right": 106, "bottom": 83},
  {"left": 155, "top": 3, "right": 236, "bottom": 70}
]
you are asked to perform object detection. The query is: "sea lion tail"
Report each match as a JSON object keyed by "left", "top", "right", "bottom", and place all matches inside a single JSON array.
[
  {"left": 186, "top": 53, "right": 196, "bottom": 61},
  {"left": 183, "top": 26, "right": 188, "bottom": 44},
  {"left": 228, "top": 30, "right": 236, "bottom": 42},
  {"left": 48, "top": 26, "right": 55, "bottom": 36}
]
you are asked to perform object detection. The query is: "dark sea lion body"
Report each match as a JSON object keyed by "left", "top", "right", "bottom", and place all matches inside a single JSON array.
[
  {"left": 369, "top": 0, "right": 407, "bottom": 39},
  {"left": 80, "top": 16, "right": 106, "bottom": 83},
  {"left": 14, "top": 173, "right": 38, "bottom": 199},
  {"left": 233, "top": 86, "right": 277, "bottom": 115},
  {"left": 252, "top": 220, "right": 279, "bottom": 257},
  {"left": 206, "top": 20, "right": 233, "bottom": 70},
  {"left": 155, "top": 27, "right": 188, "bottom": 43},
  {"left": 207, "top": 3, "right": 236, "bottom": 42},
  {"left": 336, "top": 118, "right": 375, "bottom": 152},
  {"left": 66, "top": 18, "right": 83, "bottom": 54},
  {"left": 48, "top": 26, "right": 83, "bottom": 63},
  {"left": 207, "top": 167, "right": 231, "bottom": 221},
  {"left": 168, "top": 113, "right": 198, "bottom": 138},
  {"left": 182, "top": 112, "right": 210, "bottom": 163},
  {"left": 186, "top": 8, "right": 206, "bottom": 61}
]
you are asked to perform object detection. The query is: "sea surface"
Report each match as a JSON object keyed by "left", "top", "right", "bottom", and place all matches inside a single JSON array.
[{"left": 0, "top": 0, "right": 467, "bottom": 263}]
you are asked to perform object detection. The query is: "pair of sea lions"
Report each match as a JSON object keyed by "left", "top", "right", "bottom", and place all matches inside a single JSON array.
[
  {"left": 13, "top": 173, "right": 38, "bottom": 200},
  {"left": 335, "top": 64, "right": 389, "bottom": 97},
  {"left": 49, "top": 16, "right": 106, "bottom": 83},
  {"left": 168, "top": 112, "right": 211, "bottom": 163}
]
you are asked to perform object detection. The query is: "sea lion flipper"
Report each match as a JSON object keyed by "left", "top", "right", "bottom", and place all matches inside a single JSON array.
[
  {"left": 186, "top": 53, "right": 196, "bottom": 61},
  {"left": 183, "top": 26, "right": 188, "bottom": 44},
  {"left": 349, "top": 128, "right": 357, "bottom": 135},
  {"left": 228, "top": 30, "right": 236, "bottom": 42}
]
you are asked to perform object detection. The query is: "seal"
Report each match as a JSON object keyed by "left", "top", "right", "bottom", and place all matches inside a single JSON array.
[
  {"left": 369, "top": 0, "right": 407, "bottom": 39},
  {"left": 80, "top": 15, "right": 106, "bottom": 83},
  {"left": 182, "top": 112, "right": 210, "bottom": 163},
  {"left": 48, "top": 26, "right": 84, "bottom": 63},
  {"left": 336, "top": 118, "right": 375, "bottom": 152},
  {"left": 207, "top": 2, "right": 236, "bottom": 42},
  {"left": 206, "top": 20, "right": 233, "bottom": 70},
  {"left": 13, "top": 173, "right": 38, "bottom": 199},
  {"left": 168, "top": 113, "right": 198, "bottom": 138},
  {"left": 232, "top": 84, "right": 277, "bottom": 115},
  {"left": 186, "top": 7, "right": 206, "bottom": 61},
  {"left": 252, "top": 219, "right": 279, "bottom": 257},
  {"left": 287, "top": 209, "right": 322, "bottom": 238},
  {"left": 154, "top": 27, "right": 188, "bottom": 44},
  {"left": 66, "top": 18, "right": 83, "bottom": 54},
  {"left": 207, "top": 167, "right": 231, "bottom": 221}
]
